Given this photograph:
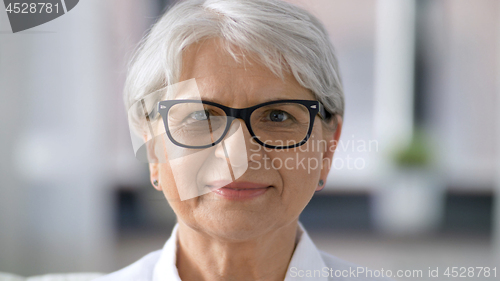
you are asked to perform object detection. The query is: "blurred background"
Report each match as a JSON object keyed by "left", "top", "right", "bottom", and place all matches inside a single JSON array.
[{"left": 0, "top": 0, "right": 498, "bottom": 279}]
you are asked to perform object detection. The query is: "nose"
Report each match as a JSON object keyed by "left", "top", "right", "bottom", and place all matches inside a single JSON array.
[{"left": 214, "top": 120, "right": 250, "bottom": 166}]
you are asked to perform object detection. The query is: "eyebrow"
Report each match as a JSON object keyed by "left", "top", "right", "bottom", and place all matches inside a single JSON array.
[{"left": 193, "top": 96, "right": 314, "bottom": 107}]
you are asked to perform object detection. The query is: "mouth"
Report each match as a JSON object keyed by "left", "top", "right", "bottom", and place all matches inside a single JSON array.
[{"left": 209, "top": 182, "right": 271, "bottom": 200}]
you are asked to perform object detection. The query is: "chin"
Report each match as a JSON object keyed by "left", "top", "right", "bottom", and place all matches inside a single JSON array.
[{"left": 202, "top": 210, "right": 281, "bottom": 241}]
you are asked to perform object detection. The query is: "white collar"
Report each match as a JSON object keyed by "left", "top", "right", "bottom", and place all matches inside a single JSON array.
[{"left": 152, "top": 222, "right": 328, "bottom": 281}]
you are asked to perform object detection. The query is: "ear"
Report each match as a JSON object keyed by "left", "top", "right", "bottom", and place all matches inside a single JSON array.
[
  {"left": 143, "top": 135, "right": 162, "bottom": 191},
  {"left": 317, "top": 115, "right": 343, "bottom": 191}
]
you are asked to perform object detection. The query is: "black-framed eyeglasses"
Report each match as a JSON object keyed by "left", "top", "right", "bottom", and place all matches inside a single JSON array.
[{"left": 156, "top": 99, "right": 330, "bottom": 149}]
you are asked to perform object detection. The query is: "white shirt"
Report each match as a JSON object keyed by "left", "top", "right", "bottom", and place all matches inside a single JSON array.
[{"left": 94, "top": 223, "right": 392, "bottom": 281}]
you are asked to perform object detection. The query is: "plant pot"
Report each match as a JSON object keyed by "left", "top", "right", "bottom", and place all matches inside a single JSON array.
[{"left": 372, "top": 167, "right": 444, "bottom": 236}]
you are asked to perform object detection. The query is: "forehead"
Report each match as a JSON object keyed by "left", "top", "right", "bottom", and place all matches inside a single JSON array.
[{"left": 178, "top": 38, "right": 315, "bottom": 106}]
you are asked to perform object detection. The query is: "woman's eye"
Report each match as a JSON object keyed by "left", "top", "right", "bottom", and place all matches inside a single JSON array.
[
  {"left": 189, "top": 110, "right": 209, "bottom": 121},
  {"left": 268, "top": 110, "right": 289, "bottom": 122}
]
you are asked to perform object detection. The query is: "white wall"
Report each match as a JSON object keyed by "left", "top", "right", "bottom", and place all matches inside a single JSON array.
[{"left": 0, "top": 0, "right": 155, "bottom": 275}]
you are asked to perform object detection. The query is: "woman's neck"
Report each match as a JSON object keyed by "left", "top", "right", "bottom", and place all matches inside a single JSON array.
[{"left": 175, "top": 220, "right": 299, "bottom": 281}]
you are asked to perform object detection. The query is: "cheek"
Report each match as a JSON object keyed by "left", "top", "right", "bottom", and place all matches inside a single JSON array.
[
  {"left": 160, "top": 135, "right": 217, "bottom": 202},
  {"left": 275, "top": 127, "right": 325, "bottom": 184},
  {"left": 158, "top": 162, "right": 199, "bottom": 222},
  {"left": 269, "top": 125, "right": 326, "bottom": 204},
  {"left": 276, "top": 151, "right": 322, "bottom": 188},
  {"left": 158, "top": 162, "right": 181, "bottom": 201},
  {"left": 267, "top": 148, "right": 323, "bottom": 210}
]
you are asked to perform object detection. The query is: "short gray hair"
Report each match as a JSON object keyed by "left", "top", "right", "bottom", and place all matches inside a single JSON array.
[{"left": 125, "top": 0, "right": 344, "bottom": 136}]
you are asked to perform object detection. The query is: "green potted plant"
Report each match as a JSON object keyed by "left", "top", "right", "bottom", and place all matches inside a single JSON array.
[{"left": 374, "top": 129, "right": 444, "bottom": 236}]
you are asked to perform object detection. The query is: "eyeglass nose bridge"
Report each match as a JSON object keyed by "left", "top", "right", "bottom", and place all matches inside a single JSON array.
[
  {"left": 226, "top": 107, "right": 252, "bottom": 122},
  {"left": 222, "top": 107, "right": 254, "bottom": 132}
]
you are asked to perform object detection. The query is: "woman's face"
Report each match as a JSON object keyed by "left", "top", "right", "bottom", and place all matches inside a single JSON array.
[{"left": 149, "top": 38, "right": 342, "bottom": 241}]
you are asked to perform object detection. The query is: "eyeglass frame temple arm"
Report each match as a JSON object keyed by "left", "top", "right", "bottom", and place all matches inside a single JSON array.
[{"left": 318, "top": 102, "right": 327, "bottom": 120}]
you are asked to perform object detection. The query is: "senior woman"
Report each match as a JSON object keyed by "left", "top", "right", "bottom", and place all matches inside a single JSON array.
[{"left": 97, "top": 0, "right": 390, "bottom": 280}]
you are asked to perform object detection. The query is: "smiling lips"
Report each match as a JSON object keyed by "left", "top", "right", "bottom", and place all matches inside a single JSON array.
[{"left": 210, "top": 182, "right": 270, "bottom": 200}]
